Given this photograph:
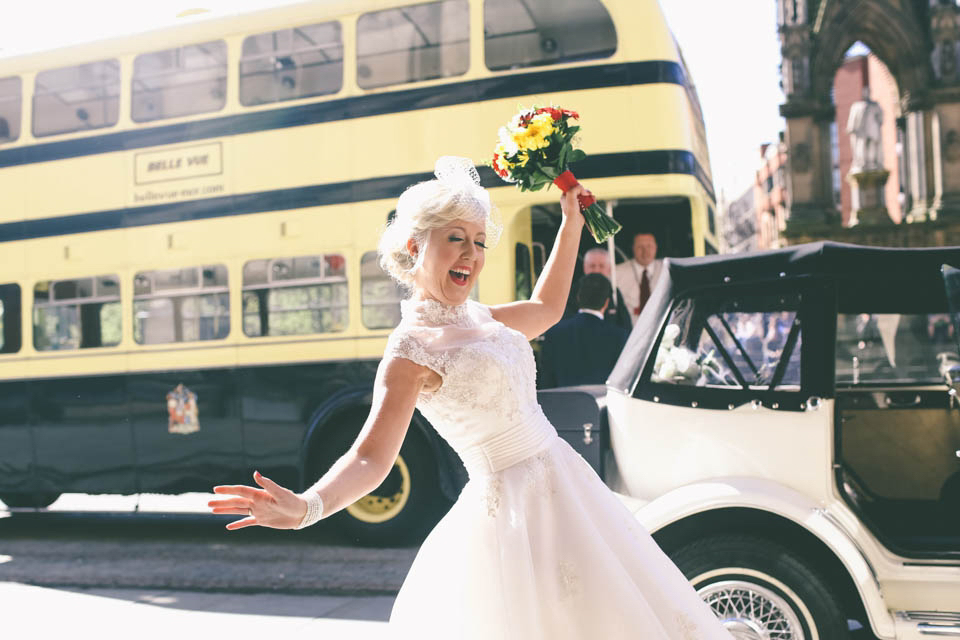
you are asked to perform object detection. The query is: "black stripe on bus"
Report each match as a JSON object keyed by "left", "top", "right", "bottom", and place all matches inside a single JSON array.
[
  {"left": 0, "top": 61, "right": 686, "bottom": 170},
  {"left": 0, "top": 150, "right": 712, "bottom": 243}
]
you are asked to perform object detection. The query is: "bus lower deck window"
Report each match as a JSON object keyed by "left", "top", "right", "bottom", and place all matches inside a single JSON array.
[
  {"left": 0, "top": 283, "right": 22, "bottom": 353},
  {"left": 133, "top": 265, "right": 230, "bottom": 344},
  {"left": 33, "top": 276, "right": 121, "bottom": 351},
  {"left": 242, "top": 254, "right": 348, "bottom": 337},
  {"left": 361, "top": 251, "right": 402, "bottom": 329}
]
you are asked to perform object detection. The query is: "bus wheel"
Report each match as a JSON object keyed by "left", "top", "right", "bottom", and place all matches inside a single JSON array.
[
  {"left": 0, "top": 492, "right": 61, "bottom": 509},
  {"left": 671, "top": 535, "right": 848, "bottom": 640},
  {"left": 316, "top": 422, "right": 449, "bottom": 547}
]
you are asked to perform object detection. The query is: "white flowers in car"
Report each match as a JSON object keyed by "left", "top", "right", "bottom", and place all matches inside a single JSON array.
[{"left": 653, "top": 324, "right": 703, "bottom": 384}]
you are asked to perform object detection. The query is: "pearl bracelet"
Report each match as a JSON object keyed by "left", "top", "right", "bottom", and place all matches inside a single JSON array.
[{"left": 295, "top": 492, "right": 324, "bottom": 530}]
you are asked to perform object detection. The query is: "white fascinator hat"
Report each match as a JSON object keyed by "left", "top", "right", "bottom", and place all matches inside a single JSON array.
[{"left": 378, "top": 156, "right": 503, "bottom": 287}]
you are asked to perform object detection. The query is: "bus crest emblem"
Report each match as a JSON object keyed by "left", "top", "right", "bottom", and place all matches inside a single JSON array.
[{"left": 166, "top": 384, "right": 199, "bottom": 435}]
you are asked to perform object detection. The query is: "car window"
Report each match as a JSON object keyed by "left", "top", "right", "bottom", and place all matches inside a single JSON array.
[
  {"left": 836, "top": 313, "right": 957, "bottom": 385},
  {"left": 653, "top": 293, "right": 802, "bottom": 391}
]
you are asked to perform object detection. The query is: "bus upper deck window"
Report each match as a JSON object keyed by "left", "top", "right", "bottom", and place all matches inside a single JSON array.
[
  {"left": 357, "top": 0, "right": 469, "bottom": 89},
  {"left": 0, "top": 76, "right": 21, "bottom": 144},
  {"left": 242, "top": 254, "right": 348, "bottom": 337},
  {"left": 33, "top": 276, "right": 121, "bottom": 351},
  {"left": 33, "top": 60, "right": 120, "bottom": 137},
  {"left": 132, "top": 41, "right": 227, "bottom": 122},
  {"left": 483, "top": 0, "right": 616, "bottom": 71},
  {"left": 240, "top": 22, "right": 343, "bottom": 106}
]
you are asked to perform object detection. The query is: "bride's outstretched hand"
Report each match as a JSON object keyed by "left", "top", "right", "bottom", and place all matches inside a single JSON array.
[{"left": 209, "top": 470, "right": 307, "bottom": 530}]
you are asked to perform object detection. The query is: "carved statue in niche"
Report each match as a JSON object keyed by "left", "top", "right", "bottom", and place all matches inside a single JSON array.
[
  {"left": 847, "top": 88, "right": 884, "bottom": 173},
  {"left": 942, "top": 39, "right": 958, "bottom": 78}
]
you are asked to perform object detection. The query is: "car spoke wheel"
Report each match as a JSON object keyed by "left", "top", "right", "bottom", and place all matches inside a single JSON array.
[
  {"left": 671, "top": 535, "right": 849, "bottom": 640},
  {"left": 698, "top": 580, "right": 805, "bottom": 640}
]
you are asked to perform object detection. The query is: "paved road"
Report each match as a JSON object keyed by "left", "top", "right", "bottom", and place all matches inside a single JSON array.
[
  {"left": 0, "top": 495, "right": 880, "bottom": 639},
  {"left": 0, "top": 494, "right": 417, "bottom": 594},
  {"left": 2, "top": 582, "right": 393, "bottom": 639}
]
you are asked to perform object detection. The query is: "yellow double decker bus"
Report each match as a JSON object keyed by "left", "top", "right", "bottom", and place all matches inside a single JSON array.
[{"left": 0, "top": 0, "right": 715, "bottom": 544}]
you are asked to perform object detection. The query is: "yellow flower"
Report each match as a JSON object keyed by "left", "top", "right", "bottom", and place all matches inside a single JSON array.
[
  {"left": 494, "top": 140, "right": 530, "bottom": 169},
  {"left": 512, "top": 112, "right": 555, "bottom": 152}
]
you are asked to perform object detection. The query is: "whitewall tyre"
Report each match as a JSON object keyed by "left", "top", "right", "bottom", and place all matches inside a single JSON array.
[{"left": 671, "top": 535, "right": 849, "bottom": 640}]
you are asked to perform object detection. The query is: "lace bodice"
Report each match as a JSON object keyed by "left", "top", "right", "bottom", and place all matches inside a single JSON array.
[{"left": 385, "top": 298, "right": 555, "bottom": 476}]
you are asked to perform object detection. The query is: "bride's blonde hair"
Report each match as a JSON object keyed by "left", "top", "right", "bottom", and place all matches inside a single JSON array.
[{"left": 379, "top": 157, "right": 502, "bottom": 288}]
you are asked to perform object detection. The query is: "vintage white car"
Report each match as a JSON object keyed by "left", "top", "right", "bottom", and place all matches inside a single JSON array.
[{"left": 541, "top": 242, "right": 960, "bottom": 640}]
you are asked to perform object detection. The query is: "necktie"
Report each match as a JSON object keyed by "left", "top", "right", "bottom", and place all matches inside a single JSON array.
[{"left": 638, "top": 268, "right": 651, "bottom": 315}]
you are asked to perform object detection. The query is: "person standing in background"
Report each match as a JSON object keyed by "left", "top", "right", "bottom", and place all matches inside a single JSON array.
[
  {"left": 581, "top": 248, "right": 632, "bottom": 330},
  {"left": 539, "top": 274, "right": 629, "bottom": 388},
  {"left": 615, "top": 232, "right": 662, "bottom": 325}
]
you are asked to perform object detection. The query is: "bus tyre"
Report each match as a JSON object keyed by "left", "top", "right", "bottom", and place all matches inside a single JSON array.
[
  {"left": 317, "top": 423, "right": 449, "bottom": 547},
  {"left": 671, "top": 535, "right": 848, "bottom": 640},
  {"left": 0, "top": 492, "right": 61, "bottom": 509}
]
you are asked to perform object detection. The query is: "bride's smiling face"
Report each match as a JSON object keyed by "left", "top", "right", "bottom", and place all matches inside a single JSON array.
[{"left": 409, "top": 218, "right": 487, "bottom": 306}]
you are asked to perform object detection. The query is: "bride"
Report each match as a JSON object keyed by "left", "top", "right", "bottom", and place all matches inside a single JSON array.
[{"left": 209, "top": 157, "right": 734, "bottom": 639}]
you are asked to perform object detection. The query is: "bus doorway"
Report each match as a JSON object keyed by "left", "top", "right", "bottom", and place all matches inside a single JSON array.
[{"left": 531, "top": 197, "right": 696, "bottom": 281}]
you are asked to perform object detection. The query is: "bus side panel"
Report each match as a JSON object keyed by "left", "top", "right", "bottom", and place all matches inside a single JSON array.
[
  {"left": 0, "top": 381, "right": 33, "bottom": 493},
  {"left": 31, "top": 374, "right": 138, "bottom": 495},
  {"left": 238, "top": 359, "right": 380, "bottom": 491},
  {"left": 130, "top": 368, "right": 242, "bottom": 494}
]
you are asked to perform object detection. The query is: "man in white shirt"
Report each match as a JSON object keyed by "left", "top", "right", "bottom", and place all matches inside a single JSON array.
[{"left": 614, "top": 232, "right": 663, "bottom": 325}]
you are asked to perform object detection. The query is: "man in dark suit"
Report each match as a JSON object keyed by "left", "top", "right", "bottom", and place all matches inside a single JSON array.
[
  {"left": 539, "top": 274, "right": 630, "bottom": 388},
  {"left": 563, "top": 248, "right": 632, "bottom": 330}
]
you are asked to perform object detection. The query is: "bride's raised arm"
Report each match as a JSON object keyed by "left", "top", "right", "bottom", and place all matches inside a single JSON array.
[{"left": 490, "top": 184, "right": 587, "bottom": 340}]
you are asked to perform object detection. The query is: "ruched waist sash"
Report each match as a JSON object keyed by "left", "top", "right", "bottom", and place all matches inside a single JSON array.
[{"left": 457, "top": 409, "right": 558, "bottom": 476}]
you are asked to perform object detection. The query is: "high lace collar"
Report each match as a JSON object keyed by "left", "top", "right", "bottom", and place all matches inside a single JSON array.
[{"left": 401, "top": 297, "right": 469, "bottom": 326}]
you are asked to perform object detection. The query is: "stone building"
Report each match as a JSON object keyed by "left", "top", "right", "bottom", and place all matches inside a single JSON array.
[
  {"left": 723, "top": 186, "right": 759, "bottom": 253},
  {"left": 756, "top": 139, "right": 790, "bottom": 248},
  {"left": 777, "top": 0, "right": 960, "bottom": 247}
]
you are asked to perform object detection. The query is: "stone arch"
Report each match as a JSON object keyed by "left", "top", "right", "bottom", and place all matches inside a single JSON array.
[{"left": 810, "top": 0, "right": 931, "bottom": 105}]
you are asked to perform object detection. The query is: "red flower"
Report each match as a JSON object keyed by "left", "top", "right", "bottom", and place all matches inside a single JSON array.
[
  {"left": 532, "top": 106, "right": 578, "bottom": 121},
  {"left": 492, "top": 153, "right": 508, "bottom": 178},
  {"left": 535, "top": 107, "right": 562, "bottom": 121}
]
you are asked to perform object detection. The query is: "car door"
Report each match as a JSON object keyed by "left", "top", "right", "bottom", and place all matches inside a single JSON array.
[{"left": 835, "top": 306, "right": 960, "bottom": 556}]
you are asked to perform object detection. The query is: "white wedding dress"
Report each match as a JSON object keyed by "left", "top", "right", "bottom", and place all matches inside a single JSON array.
[{"left": 386, "top": 298, "right": 733, "bottom": 639}]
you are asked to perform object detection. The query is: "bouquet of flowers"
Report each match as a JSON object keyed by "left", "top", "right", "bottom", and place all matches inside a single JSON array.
[{"left": 491, "top": 106, "right": 622, "bottom": 243}]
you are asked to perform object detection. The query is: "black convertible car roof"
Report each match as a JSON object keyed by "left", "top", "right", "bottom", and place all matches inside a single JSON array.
[
  {"left": 607, "top": 241, "right": 960, "bottom": 394},
  {"left": 666, "top": 241, "right": 960, "bottom": 293}
]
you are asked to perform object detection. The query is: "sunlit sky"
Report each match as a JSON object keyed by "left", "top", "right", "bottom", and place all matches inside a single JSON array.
[{"left": 2, "top": 0, "right": 787, "bottom": 203}]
